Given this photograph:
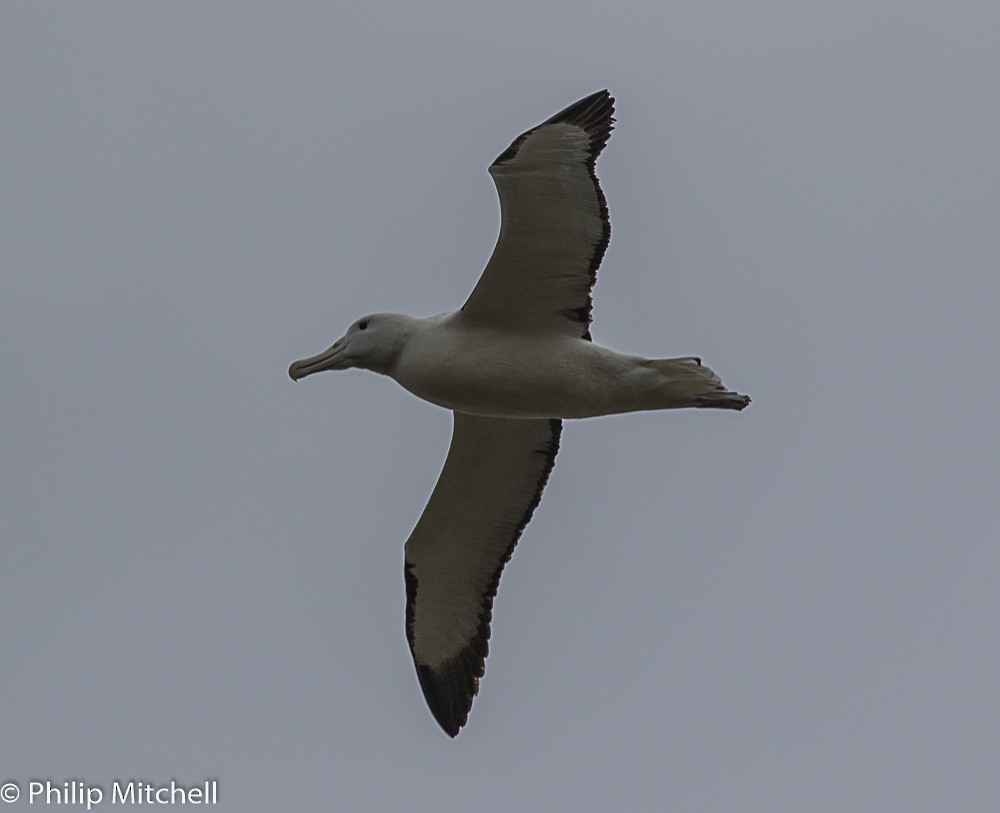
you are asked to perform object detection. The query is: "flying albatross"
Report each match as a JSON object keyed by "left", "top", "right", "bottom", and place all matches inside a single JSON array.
[{"left": 289, "top": 90, "right": 750, "bottom": 737}]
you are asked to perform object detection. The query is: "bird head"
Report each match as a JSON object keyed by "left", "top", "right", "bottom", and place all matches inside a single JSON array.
[{"left": 289, "top": 313, "right": 407, "bottom": 379}]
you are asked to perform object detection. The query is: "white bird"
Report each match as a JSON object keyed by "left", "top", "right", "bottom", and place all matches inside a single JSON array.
[{"left": 289, "top": 90, "right": 750, "bottom": 737}]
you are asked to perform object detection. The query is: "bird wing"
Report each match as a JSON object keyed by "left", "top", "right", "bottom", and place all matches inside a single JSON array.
[
  {"left": 403, "top": 412, "right": 562, "bottom": 736},
  {"left": 460, "top": 90, "right": 615, "bottom": 340}
]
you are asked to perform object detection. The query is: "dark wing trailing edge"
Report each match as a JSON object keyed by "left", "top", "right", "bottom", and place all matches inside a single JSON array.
[
  {"left": 403, "top": 414, "right": 562, "bottom": 736},
  {"left": 460, "top": 90, "right": 615, "bottom": 340}
]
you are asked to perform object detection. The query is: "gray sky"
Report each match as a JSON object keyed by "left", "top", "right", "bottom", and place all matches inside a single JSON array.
[{"left": 3, "top": 1, "right": 999, "bottom": 810}]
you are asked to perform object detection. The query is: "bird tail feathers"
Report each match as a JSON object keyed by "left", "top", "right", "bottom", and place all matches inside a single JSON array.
[{"left": 646, "top": 356, "right": 751, "bottom": 411}]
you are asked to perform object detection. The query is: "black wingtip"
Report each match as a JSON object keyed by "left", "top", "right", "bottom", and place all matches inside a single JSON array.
[
  {"left": 492, "top": 90, "right": 616, "bottom": 167},
  {"left": 414, "top": 647, "right": 485, "bottom": 738},
  {"left": 404, "top": 563, "right": 484, "bottom": 737},
  {"left": 542, "top": 89, "right": 616, "bottom": 157},
  {"left": 544, "top": 89, "right": 615, "bottom": 125}
]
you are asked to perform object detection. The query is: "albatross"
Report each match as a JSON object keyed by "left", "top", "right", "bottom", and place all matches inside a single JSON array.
[{"left": 289, "top": 90, "right": 750, "bottom": 737}]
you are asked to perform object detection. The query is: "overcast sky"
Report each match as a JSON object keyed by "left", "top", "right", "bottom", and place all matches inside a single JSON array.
[{"left": 3, "top": 2, "right": 999, "bottom": 811}]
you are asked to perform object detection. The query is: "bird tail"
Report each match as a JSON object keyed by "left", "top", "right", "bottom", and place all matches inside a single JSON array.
[{"left": 645, "top": 356, "right": 751, "bottom": 411}]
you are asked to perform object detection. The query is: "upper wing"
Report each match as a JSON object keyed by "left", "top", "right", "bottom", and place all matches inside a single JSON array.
[
  {"left": 460, "top": 90, "right": 615, "bottom": 340},
  {"left": 403, "top": 412, "right": 562, "bottom": 737}
]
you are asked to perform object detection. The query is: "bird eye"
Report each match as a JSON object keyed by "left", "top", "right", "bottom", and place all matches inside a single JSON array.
[{"left": 358, "top": 321, "right": 368, "bottom": 330}]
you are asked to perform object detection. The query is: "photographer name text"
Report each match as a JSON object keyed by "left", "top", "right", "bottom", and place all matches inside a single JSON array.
[{"left": 1, "top": 780, "right": 217, "bottom": 809}]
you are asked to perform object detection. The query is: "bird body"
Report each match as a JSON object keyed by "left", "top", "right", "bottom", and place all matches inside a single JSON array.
[{"left": 293, "top": 311, "right": 747, "bottom": 419}]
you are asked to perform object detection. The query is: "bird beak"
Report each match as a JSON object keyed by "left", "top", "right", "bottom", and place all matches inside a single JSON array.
[{"left": 288, "top": 337, "right": 349, "bottom": 381}]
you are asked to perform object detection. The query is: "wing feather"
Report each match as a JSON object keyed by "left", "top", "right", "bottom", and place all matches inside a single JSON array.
[
  {"left": 461, "top": 90, "right": 615, "bottom": 339},
  {"left": 403, "top": 413, "right": 562, "bottom": 736}
]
